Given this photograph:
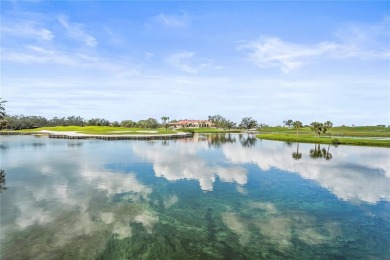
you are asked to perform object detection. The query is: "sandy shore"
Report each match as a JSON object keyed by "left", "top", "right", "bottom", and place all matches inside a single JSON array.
[
  {"left": 0, "top": 130, "right": 193, "bottom": 140},
  {"left": 36, "top": 130, "right": 187, "bottom": 137}
]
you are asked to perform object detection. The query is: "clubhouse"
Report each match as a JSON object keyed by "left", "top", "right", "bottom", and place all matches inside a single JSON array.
[{"left": 169, "top": 120, "right": 215, "bottom": 128}]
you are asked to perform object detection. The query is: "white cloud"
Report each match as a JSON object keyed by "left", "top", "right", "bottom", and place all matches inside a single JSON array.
[
  {"left": 167, "top": 51, "right": 198, "bottom": 73},
  {"left": 240, "top": 19, "right": 390, "bottom": 73},
  {"left": 336, "top": 17, "right": 390, "bottom": 49},
  {"left": 144, "top": 51, "right": 154, "bottom": 59},
  {"left": 1, "top": 45, "right": 141, "bottom": 77},
  {"left": 0, "top": 21, "right": 54, "bottom": 40},
  {"left": 58, "top": 14, "right": 97, "bottom": 47},
  {"left": 239, "top": 36, "right": 339, "bottom": 73},
  {"left": 167, "top": 51, "right": 213, "bottom": 74},
  {"left": 153, "top": 12, "right": 188, "bottom": 28}
]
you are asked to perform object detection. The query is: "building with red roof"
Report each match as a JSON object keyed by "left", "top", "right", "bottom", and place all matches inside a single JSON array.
[{"left": 169, "top": 120, "right": 215, "bottom": 128}]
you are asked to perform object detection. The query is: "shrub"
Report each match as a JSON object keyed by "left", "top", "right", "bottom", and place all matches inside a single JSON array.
[
  {"left": 332, "top": 138, "right": 341, "bottom": 145},
  {"left": 181, "top": 128, "right": 195, "bottom": 134}
]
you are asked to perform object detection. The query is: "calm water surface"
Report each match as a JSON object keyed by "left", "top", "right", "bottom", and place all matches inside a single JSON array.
[{"left": 1, "top": 134, "right": 389, "bottom": 259}]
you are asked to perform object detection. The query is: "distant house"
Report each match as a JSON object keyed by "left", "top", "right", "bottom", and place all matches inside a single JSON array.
[{"left": 169, "top": 119, "right": 215, "bottom": 128}]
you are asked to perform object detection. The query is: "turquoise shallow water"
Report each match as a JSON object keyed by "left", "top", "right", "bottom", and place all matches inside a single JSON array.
[{"left": 1, "top": 134, "right": 389, "bottom": 259}]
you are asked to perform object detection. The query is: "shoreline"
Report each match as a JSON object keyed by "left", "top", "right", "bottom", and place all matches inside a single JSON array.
[
  {"left": 0, "top": 130, "right": 193, "bottom": 140},
  {"left": 256, "top": 134, "right": 390, "bottom": 148}
]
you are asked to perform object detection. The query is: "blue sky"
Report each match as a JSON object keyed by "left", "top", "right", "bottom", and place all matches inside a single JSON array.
[{"left": 1, "top": 1, "right": 389, "bottom": 125}]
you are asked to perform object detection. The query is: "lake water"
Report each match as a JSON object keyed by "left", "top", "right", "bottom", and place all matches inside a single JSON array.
[{"left": 1, "top": 134, "right": 389, "bottom": 259}]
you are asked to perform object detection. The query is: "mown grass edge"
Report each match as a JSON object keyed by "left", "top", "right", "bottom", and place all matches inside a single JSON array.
[{"left": 256, "top": 134, "right": 390, "bottom": 148}]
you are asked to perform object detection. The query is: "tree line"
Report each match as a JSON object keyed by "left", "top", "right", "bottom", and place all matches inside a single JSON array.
[
  {"left": 0, "top": 115, "right": 163, "bottom": 130},
  {"left": 283, "top": 118, "right": 333, "bottom": 137},
  {"left": 0, "top": 99, "right": 334, "bottom": 135},
  {"left": 0, "top": 100, "right": 261, "bottom": 130},
  {"left": 0, "top": 114, "right": 259, "bottom": 131}
]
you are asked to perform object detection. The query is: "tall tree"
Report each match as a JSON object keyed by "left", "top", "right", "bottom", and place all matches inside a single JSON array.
[
  {"left": 310, "top": 121, "right": 333, "bottom": 137},
  {"left": 0, "top": 99, "right": 7, "bottom": 123},
  {"left": 208, "top": 115, "right": 226, "bottom": 128},
  {"left": 240, "top": 117, "right": 258, "bottom": 130},
  {"left": 121, "top": 120, "right": 137, "bottom": 128},
  {"left": 310, "top": 122, "right": 323, "bottom": 137},
  {"left": 0, "top": 98, "right": 8, "bottom": 129},
  {"left": 137, "top": 118, "right": 159, "bottom": 129},
  {"left": 293, "top": 121, "right": 303, "bottom": 136},
  {"left": 322, "top": 121, "right": 333, "bottom": 136},
  {"left": 161, "top": 116, "right": 170, "bottom": 130},
  {"left": 223, "top": 120, "right": 236, "bottom": 131},
  {"left": 283, "top": 119, "right": 293, "bottom": 128}
]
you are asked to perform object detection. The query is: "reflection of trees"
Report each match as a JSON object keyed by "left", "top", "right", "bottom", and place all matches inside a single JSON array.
[
  {"left": 239, "top": 134, "right": 258, "bottom": 147},
  {"left": 208, "top": 134, "right": 236, "bottom": 147},
  {"left": 32, "top": 142, "right": 45, "bottom": 148},
  {"left": 322, "top": 145, "right": 333, "bottom": 160},
  {"left": 67, "top": 142, "right": 83, "bottom": 147},
  {"left": 0, "top": 169, "right": 7, "bottom": 193},
  {"left": 292, "top": 143, "right": 302, "bottom": 160},
  {"left": 310, "top": 144, "right": 323, "bottom": 159},
  {"left": 309, "top": 144, "right": 333, "bottom": 160}
]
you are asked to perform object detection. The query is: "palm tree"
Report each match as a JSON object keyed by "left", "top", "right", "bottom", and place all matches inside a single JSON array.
[
  {"left": 0, "top": 99, "right": 7, "bottom": 129},
  {"left": 0, "top": 99, "right": 7, "bottom": 120},
  {"left": 161, "top": 116, "right": 169, "bottom": 130},
  {"left": 283, "top": 119, "right": 293, "bottom": 128},
  {"left": 293, "top": 121, "right": 303, "bottom": 137},
  {"left": 0, "top": 118, "right": 8, "bottom": 130},
  {"left": 310, "top": 122, "right": 323, "bottom": 137},
  {"left": 323, "top": 121, "right": 333, "bottom": 137}
]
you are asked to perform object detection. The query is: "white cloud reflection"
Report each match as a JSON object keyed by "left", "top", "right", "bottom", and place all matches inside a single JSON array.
[
  {"left": 0, "top": 140, "right": 156, "bottom": 259},
  {"left": 1, "top": 135, "right": 389, "bottom": 259},
  {"left": 223, "top": 201, "right": 342, "bottom": 250},
  {"left": 222, "top": 141, "right": 390, "bottom": 203},
  {"left": 132, "top": 141, "right": 248, "bottom": 191}
]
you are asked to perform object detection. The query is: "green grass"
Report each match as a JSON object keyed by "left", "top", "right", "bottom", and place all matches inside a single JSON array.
[
  {"left": 14, "top": 126, "right": 178, "bottom": 135},
  {"left": 257, "top": 133, "right": 390, "bottom": 147},
  {"left": 257, "top": 126, "right": 390, "bottom": 147},
  {"left": 328, "top": 126, "right": 390, "bottom": 137},
  {"left": 259, "top": 126, "right": 390, "bottom": 137}
]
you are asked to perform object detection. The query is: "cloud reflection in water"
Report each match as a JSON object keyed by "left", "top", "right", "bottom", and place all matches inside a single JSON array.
[
  {"left": 132, "top": 140, "right": 248, "bottom": 191},
  {"left": 222, "top": 141, "right": 390, "bottom": 203},
  {"left": 1, "top": 139, "right": 157, "bottom": 259}
]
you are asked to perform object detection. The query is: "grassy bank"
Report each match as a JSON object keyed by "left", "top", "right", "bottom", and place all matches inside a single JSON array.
[
  {"left": 259, "top": 126, "right": 390, "bottom": 137},
  {"left": 12, "top": 126, "right": 177, "bottom": 135},
  {"left": 257, "top": 133, "right": 390, "bottom": 147}
]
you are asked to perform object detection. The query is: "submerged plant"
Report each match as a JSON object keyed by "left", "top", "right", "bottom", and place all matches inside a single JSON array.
[{"left": 0, "top": 169, "right": 7, "bottom": 192}]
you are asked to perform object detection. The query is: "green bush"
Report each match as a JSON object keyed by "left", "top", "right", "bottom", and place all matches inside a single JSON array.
[
  {"left": 332, "top": 138, "right": 341, "bottom": 145},
  {"left": 181, "top": 128, "right": 195, "bottom": 134}
]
